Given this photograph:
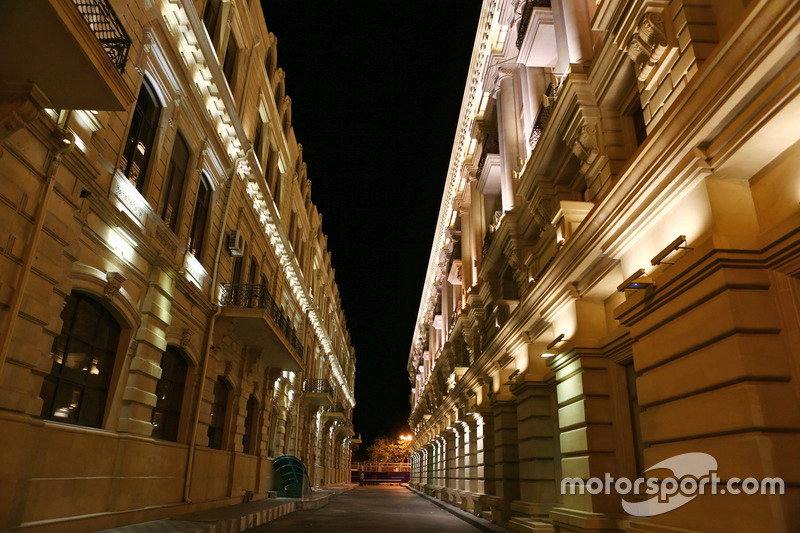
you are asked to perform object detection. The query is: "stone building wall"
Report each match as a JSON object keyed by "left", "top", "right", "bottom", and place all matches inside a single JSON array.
[
  {"left": 0, "top": 0, "right": 357, "bottom": 531},
  {"left": 407, "top": 0, "right": 800, "bottom": 532}
]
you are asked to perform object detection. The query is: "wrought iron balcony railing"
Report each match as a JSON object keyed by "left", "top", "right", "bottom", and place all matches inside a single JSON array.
[
  {"left": 73, "top": 0, "right": 131, "bottom": 73},
  {"left": 529, "top": 82, "right": 561, "bottom": 151},
  {"left": 516, "top": 0, "right": 553, "bottom": 49},
  {"left": 220, "top": 283, "right": 303, "bottom": 355},
  {"left": 303, "top": 378, "right": 333, "bottom": 395}
]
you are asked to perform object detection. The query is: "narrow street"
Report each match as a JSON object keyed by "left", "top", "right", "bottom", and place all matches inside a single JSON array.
[{"left": 247, "top": 486, "right": 501, "bottom": 533}]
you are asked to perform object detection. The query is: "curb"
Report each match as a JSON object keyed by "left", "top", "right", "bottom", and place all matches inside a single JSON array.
[{"left": 405, "top": 486, "right": 514, "bottom": 533}]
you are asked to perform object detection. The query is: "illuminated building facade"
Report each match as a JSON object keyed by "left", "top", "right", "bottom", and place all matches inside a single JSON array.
[
  {"left": 0, "top": 0, "right": 357, "bottom": 531},
  {"left": 407, "top": 0, "right": 799, "bottom": 531}
]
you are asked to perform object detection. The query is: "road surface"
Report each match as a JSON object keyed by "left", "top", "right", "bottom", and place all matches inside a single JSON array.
[{"left": 247, "top": 485, "right": 499, "bottom": 532}]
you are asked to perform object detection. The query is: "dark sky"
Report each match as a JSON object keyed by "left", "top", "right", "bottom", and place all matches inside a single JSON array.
[{"left": 260, "top": 1, "right": 483, "bottom": 449}]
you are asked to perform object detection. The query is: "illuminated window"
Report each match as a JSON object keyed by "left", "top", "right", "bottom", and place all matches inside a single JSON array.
[
  {"left": 40, "top": 293, "right": 121, "bottom": 428},
  {"left": 189, "top": 173, "right": 211, "bottom": 261},
  {"left": 161, "top": 133, "right": 191, "bottom": 230},
  {"left": 151, "top": 347, "right": 187, "bottom": 442},
  {"left": 207, "top": 377, "right": 229, "bottom": 449},
  {"left": 120, "top": 79, "right": 160, "bottom": 192}
]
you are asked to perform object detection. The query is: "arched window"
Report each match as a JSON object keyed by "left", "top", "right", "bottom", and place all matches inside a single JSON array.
[
  {"left": 120, "top": 79, "right": 161, "bottom": 191},
  {"left": 162, "top": 132, "right": 191, "bottom": 230},
  {"left": 207, "top": 377, "right": 229, "bottom": 449},
  {"left": 40, "top": 292, "right": 121, "bottom": 428},
  {"left": 151, "top": 347, "right": 188, "bottom": 441},
  {"left": 242, "top": 395, "right": 258, "bottom": 454},
  {"left": 189, "top": 173, "right": 212, "bottom": 260}
]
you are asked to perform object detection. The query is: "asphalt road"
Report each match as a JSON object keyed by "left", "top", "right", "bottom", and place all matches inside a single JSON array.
[{"left": 246, "top": 485, "right": 491, "bottom": 533}]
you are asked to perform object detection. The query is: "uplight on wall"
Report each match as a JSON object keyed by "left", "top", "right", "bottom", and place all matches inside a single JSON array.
[
  {"left": 541, "top": 333, "right": 568, "bottom": 358},
  {"left": 617, "top": 269, "right": 655, "bottom": 292}
]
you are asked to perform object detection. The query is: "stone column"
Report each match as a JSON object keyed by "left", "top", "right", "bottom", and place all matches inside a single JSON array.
[
  {"left": 460, "top": 207, "right": 473, "bottom": 290},
  {"left": 559, "top": 0, "right": 594, "bottom": 65},
  {"left": 469, "top": 179, "right": 483, "bottom": 285},
  {"left": 456, "top": 423, "right": 468, "bottom": 493},
  {"left": 491, "top": 394, "right": 520, "bottom": 522},
  {"left": 445, "top": 430, "right": 457, "bottom": 497},
  {"left": 117, "top": 265, "right": 174, "bottom": 435},
  {"left": 511, "top": 376, "right": 559, "bottom": 520},
  {"left": 553, "top": 350, "right": 619, "bottom": 519},
  {"left": 495, "top": 67, "right": 522, "bottom": 212}
]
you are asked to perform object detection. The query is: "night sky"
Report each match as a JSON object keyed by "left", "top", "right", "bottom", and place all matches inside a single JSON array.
[{"left": 260, "top": 1, "right": 483, "bottom": 450}]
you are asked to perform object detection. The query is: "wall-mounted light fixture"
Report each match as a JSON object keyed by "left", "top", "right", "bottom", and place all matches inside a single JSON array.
[
  {"left": 651, "top": 235, "right": 692, "bottom": 266},
  {"left": 504, "top": 369, "right": 521, "bottom": 385},
  {"left": 541, "top": 333, "right": 571, "bottom": 358},
  {"left": 617, "top": 268, "right": 655, "bottom": 292}
]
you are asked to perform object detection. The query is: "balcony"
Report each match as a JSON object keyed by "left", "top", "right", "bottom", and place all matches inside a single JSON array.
[
  {"left": 303, "top": 378, "right": 334, "bottom": 408},
  {"left": 0, "top": 0, "right": 134, "bottom": 110},
  {"left": 323, "top": 403, "right": 346, "bottom": 424},
  {"left": 218, "top": 283, "right": 303, "bottom": 371},
  {"left": 516, "top": 0, "right": 557, "bottom": 68}
]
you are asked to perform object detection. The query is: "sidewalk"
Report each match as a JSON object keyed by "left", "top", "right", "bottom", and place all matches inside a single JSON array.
[{"left": 96, "top": 485, "right": 356, "bottom": 533}]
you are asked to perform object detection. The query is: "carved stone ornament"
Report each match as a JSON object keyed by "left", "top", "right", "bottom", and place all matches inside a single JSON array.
[
  {"left": 571, "top": 125, "right": 599, "bottom": 166},
  {"left": 104, "top": 271, "right": 127, "bottom": 299},
  {"left": 180, "top": 328, "right": 193, "bottom": 348},
  {"left": 627, "top": 12, "right": 669, "bottom": 82}
]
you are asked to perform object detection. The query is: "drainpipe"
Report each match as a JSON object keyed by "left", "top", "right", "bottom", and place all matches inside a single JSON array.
[
  {"left": 0, "top": 124, "right": 74, "bottom": 382},
  {"left": 183, "top": 147, "right": 252, "bottom": 503}
]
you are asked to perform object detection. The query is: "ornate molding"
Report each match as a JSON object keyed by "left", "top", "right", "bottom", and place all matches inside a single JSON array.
[
  {"left": 570, "top": 125, "right": 599, "bottom": 167},
  {"left": 180, "top": 328, "right": 193, "bottom": 348},
  {"left": 104, "top": 271, "right": 127, "bottom": 299},
  {"left": 627, "top": 12, "right": 669, "bottom": 82}
]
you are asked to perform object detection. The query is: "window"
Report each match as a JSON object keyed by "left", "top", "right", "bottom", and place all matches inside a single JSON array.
[
  {"left": 162, "top": 133, "right": 191, "bottom": 230},
  {"left": 273, "top": 172, "right": 282, "bottom": 209},
  {"left": 248, "top": 256, "right": 258, "bottom": 284},
  {"left": 40, "top": 292, "right": 121, "bottom": 428},
  {"left": 189, "top": 174, "right": 212, "bottom": 260},
  {"left": 207, "top": 377, "right": 229, "bottom": 449},
  {"left": 242, "top": 395, "right": 258, "bottom": 454},
  {"left": 202, "top": 0, "right": 221, "bottom": 44},
  {"left": 223, "top": 34, "right": 238, "bottom": 87},
  {"left": 253, "top": 121, "right": 263, "bottom": 164},
  {"left": 151, "top": 347, "right": 187, "bottom": 441},
  {"left": 120, "top": 79, "right": 160, "bottom": 191}
]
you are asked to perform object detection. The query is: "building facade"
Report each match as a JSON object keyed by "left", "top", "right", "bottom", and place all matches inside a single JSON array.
[
  {"left": 407, "top": 0, "right": 799, "bottom": 532},
  {"left": 0, "top": 0, "right": 357, "bottom": 531}
]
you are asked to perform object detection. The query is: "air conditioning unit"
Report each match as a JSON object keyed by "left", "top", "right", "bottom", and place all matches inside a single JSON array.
[{"left": 228, "top": 230, "right": 243, "bottom": 256}]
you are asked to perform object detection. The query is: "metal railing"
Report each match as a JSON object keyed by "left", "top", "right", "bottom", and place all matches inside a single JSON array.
[
  {"left": 516, "top": 0, "right": 553, "bottom": 49},
  {"left": 529, "top": 82, "right": 561, "bottom": 150},
  {"left": 220, "top": 283, "right": 303, "bottom": 355},
  {"left": 303, "top": 378, "right": 333, "bottom": 395},
  {"left": 73, "top": 0, "right": 131, "bottom": 73}
]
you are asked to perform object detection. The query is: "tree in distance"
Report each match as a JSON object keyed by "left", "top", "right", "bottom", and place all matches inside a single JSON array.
[{"left": 366, "top": 435, "right": 411, "bottom": 463}]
